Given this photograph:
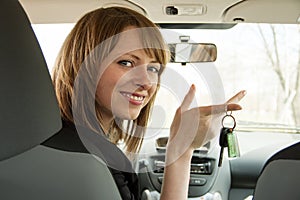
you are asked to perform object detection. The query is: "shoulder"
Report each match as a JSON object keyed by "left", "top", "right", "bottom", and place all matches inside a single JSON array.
[
  {"left": 42, "top": 120, "right": 89, "bottom": 153},
  {"left": 42, "top": 120, "right": 136, "bottom": 172}
]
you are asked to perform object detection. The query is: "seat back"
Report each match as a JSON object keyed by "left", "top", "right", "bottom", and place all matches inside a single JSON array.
[
  {"left": 253, "top": 142, "right": 300, "bottom": 200},
  {"left": 0, "top": 0, "right": 121, "bottom": 199},
  {"left": 0, "top": 0, "right": 61, "bottom": 162}
]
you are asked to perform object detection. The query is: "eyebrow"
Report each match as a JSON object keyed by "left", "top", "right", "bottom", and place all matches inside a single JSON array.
[{"left": 124, "top": 53, "right": 159, "bottom": 63}]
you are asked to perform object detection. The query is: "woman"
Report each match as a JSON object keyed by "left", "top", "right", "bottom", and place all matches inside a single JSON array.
[{"left": 52, "top": 6, "right": 245, "bottom": 200}]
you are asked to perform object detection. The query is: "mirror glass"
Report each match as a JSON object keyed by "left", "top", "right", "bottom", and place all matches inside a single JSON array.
[{"left": 168, "top": 43, "right": 217, "bottom": 63}]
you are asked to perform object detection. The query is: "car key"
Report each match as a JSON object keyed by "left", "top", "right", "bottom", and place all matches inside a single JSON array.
[
  {"left": 218, "top": 127, "right": 229, "bottom": 167},
  {"left": 218, "top": 112, "right": 240, "bottom": 167}
]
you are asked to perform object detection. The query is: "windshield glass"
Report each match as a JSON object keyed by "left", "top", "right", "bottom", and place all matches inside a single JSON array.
[
  {"left": 33, "top": 23, "right": 300, "bottom": 133},
  {"left": 156, "top": 24, "right": 300, "bottom": 133}
]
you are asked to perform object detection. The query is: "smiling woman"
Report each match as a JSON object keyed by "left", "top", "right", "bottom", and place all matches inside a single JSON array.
[
  {"left": 51, "top": 8, "right": 171, "bottom": 160},
  {"left": 47, "top": 7, "right": 168, "bottom": 200}
]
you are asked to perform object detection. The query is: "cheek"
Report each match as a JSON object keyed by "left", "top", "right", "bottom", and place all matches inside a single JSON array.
[
  {"left": 96, "top": 80, "right": 110, "bottom": 107},
  {"left": 147, "top": 84, "right": 158, "bottom": 102},
  {"left": 149, "top": 73, "right": 159, "bottom": 84},
  {"left": 151, "top": 84, "right": 158, "bottom": 95}
]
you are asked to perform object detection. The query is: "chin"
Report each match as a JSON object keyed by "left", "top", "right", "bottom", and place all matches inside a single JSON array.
[{"left": 114, "top": 110, "right": 140, "bottom": 120}]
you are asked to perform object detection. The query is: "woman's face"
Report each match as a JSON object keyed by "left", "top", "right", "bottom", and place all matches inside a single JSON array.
[{"left": 96, "top": 46, "right": 161, "bottom": 121}]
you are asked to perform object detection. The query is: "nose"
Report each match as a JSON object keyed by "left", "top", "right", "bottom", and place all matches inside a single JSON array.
[{"left": 133, "top": 67, "right": 154, "bottom": 90}]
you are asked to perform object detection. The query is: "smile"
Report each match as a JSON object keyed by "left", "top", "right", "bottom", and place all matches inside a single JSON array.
[{"left": 120, "top": 92, "right": 145, "bottom": 105}]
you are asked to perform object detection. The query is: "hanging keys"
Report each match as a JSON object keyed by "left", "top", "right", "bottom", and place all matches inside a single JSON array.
[
  {"left": 218, "top": 111, "right": 240, "bottom": 167},
  {"left": 218, "top": 127, "right": 229, "bottom": 167}
]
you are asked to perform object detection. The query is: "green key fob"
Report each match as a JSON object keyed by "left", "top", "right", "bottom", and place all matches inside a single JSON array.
[{"left": 227, "top": 129, "right": 240, "bottom": 158}]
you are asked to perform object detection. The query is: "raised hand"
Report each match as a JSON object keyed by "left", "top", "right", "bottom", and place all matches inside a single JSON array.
[{"left": 166, "top": 85, "right": 246, "bottom": 163}]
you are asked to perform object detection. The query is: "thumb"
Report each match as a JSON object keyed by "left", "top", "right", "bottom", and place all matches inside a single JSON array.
[
  {"left": 180, "top": 84, "right": 196, "bottom": 112},
  {"left": 227, "top": 90, "right": 247, "bottom": 104}
]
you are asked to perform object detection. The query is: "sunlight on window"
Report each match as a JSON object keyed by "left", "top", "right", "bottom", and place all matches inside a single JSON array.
[{"left": 32, "top": 23, "right": 74, "bottom": 72}]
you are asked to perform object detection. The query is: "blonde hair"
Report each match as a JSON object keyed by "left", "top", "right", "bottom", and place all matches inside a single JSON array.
[{"left": 52, "top": 7, "right": 169, "bottom": 153}]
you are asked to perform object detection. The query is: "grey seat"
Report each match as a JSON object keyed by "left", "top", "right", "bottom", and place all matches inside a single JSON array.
[
  {"left": 0, "top": 0, "right": 121, "bottom": 199},
  {"left": 253, "top": 141, "right": 300, "bottom": 200}
]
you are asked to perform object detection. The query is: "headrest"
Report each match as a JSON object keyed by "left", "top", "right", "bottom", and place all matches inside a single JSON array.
[{"left": 0, "top": 0, "right": 62, "bottom": 161}]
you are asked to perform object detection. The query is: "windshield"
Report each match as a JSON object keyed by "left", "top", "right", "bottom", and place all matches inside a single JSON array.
[
  {"left": 33, "top": 23, "right": 300, "bottom": 133},
  {"left": 156, "top": 24, "right": 300, "bottom": 133}
]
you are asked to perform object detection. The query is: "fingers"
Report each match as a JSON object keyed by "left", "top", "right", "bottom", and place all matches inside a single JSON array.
[
  {"left": 180, "top": 84, "right": 196, "bottom": 112},
  {"left": 199, "top": 103, "right": 242, "bottom": 115},
  {"left": 179, "top": 87, "right": 245, "bottom": 115},
  {"left": 226, "top": 90, "right": 247, "bottom": 104},
  {"left": 226, "top": 103, "right": 242, "bottom": 111}
]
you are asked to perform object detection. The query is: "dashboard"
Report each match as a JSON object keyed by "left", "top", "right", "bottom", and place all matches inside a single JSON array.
[{"left": 137, "top": 129, "right": 300, "bottom": 200}]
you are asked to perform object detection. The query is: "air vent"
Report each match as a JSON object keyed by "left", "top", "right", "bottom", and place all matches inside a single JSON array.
[{"left": 153, "top": 157, "right": 214, "bottom": 175}]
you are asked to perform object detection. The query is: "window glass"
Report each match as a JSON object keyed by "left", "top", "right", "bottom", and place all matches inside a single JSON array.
[
  {"left": 32, "top": 24, "right": 74, "bottom": 72},
  {"left": 155, "top": 24, "right": 300, "bottom": 133},
  {"left": 33, "top": 23, "right": 300, "bottom": 134}
]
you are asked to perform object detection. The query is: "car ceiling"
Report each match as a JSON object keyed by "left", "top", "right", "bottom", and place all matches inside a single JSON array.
[{"left": 20, "top": 0, "right": 300, "bottom": 25}]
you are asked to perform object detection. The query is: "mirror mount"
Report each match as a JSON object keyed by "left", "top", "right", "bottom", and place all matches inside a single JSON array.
[
  {"left": 179, "top": 35, "right": 190, "bottom": 43},
  {"left": 179, "top": 35, "right": 190, "bottom": 66}
]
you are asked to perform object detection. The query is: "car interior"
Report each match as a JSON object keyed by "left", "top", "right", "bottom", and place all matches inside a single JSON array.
[{"left": 1, "top": 0, "right": 300, "bottom": 200}]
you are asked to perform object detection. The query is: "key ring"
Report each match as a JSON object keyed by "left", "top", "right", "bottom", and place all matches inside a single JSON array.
[{"left": 222, "top": 113, "right": 236, "bottom": 129}]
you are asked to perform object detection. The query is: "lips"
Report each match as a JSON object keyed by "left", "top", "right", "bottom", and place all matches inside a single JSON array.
[{"left": 120, "top": 92, "right": 145, "bottom": 105}]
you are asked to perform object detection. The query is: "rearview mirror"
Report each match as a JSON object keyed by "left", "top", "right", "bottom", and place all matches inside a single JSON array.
[{"left": 168, "top": 43, "right": 217, "bottom": 63}]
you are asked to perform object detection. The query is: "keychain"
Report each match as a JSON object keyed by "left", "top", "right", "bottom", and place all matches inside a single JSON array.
[{"left": 218, "top": 111, "right": 240, "bottom": 167}]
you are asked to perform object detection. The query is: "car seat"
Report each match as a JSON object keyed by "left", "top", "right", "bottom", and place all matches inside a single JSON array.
[
  {"left": 253, "top": 141, "right": 300, "bottom": 200},
  {"left": 0, "top": 0, "right": 121, "bottom": 199}
]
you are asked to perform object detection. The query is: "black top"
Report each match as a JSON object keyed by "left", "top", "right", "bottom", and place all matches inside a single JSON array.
[{"left": 42, "top": 120, "right": 140, "bottom": 200}]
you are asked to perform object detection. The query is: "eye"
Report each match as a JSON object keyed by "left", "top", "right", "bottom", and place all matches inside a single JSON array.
[
  {"left": 147, "top": 64, "right": 161, "bottom": 74},
  {"left": 117, "top": 60, "right": 134, "bottom": 68}
]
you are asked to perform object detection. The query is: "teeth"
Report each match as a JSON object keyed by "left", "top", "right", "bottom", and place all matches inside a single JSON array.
[{"left": 124, "top": 93, "right": 144, "bottom": 101}]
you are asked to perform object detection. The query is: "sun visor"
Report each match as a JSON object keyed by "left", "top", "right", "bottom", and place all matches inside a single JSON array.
[{"left": 222, "top": 0, "right": 300, "bottom": 24}]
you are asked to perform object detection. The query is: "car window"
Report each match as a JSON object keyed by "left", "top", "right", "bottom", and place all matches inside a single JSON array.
[
  {"left": 33, "top": 23, "right": 300, "bottom": 155},
  {"left": 32, "top": 23, "right": 74, "bottom": 72}
]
